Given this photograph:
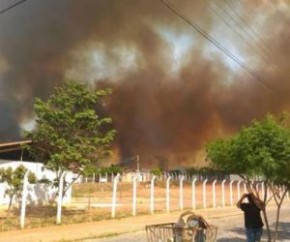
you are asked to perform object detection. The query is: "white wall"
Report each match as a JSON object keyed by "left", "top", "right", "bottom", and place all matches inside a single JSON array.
[{"left": 0, "top": 160, "right": 73, "bottom": 205}]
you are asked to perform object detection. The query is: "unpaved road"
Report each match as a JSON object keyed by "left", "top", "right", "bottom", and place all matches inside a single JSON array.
[{"left": 90, "top": 205, "right": 290, "bottom": 242}]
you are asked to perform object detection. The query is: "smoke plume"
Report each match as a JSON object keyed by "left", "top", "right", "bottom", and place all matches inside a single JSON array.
[{"left": 0, "top": 0, "right": 289, "bottom": 168}]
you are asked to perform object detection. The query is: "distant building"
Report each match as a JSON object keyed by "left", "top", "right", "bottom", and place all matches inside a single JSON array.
[
  {"left": 0, "top": 140, "right": 33, "bottom": 161},
  {"left": 0, "top": 140, "right": 73, "bottom": 205}
]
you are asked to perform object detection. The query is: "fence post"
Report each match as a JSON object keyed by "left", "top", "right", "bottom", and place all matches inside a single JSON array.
[
  {"left": 267, "top": 185, "right": 271, "bottom": 197},
  {"left": 132, "top": 175, "right": 137, "bottom": 216},
  {"left": 92, "top": 173, "right": 95, "bottom": 183},
  {"left": 203, "top": 179, "right": 208, "bottom": 209},
  {"left": 20, "top": 171, "right": 29, "bottom": 229},
  {"left": 111, "top": 173, "right": 120, "bottom": 218},
  {"left": 212, "top": 179, "right": 217, "bottom": 208},
  {"left": 243, "top": 182, "right": 247, "bottom": 193},
  {"left": 229, "top": 180, "right": 234, "bottom": 206},
  {"left": 261, "top": 182, "right": 265, "bottom": 199},
  {"left": 179, "top": 176, "right": 185, "bottom": 210},
  {"left": 250, "top": 182, "right": 254, "bottom": 190},
  {"left": 166, "top": 176, "right": 172, "bottom": 213},
  {"left": 192, "top": 178, "right": 197, "bottom": 210},
  {"left": 221, "top": 179, "right": 226, "bottom": 207},
  {"left": 256, "top": 183, "right": 259, "bottom": 194},
  {"left": 150, "top": 176, "right": 156, "bottom": 214},
  {"left": 237, "top": 181, "right": 242, "bottom": 200},
  {"left": 56, "top": 172, "right": 65, "bottom": 224}
]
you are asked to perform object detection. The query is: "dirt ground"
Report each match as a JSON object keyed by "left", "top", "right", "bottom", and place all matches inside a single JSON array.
[{"left": 92, "top": 203, "right": 290, "bottom": 242}]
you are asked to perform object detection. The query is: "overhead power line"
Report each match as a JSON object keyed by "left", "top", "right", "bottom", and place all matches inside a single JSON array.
[
  {"left": 212, "top": 0, "right": 272, "bottom": 64},
  {"left": 208, "top": 4, "right": 271, "bottom": 66},
  {"left": 222, "top": 0, "right": 272, "bottom": 56},
  {"left": 158, "top": 0, "right": 274, "bottom": 92},
  {"left": 0, "top": 0, "right": 28, "bottom": 16}
]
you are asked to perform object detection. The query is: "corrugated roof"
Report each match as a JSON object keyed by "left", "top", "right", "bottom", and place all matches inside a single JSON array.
[{"left": 0, "top": 140, "right": 32, "bottom": 153}]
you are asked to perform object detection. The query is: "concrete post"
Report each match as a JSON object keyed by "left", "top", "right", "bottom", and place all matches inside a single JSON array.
[
  {"left": 221, "top": 179, "right": 226, "bottom": 207},
  {"left": 243, "top": 182, "right": 247, "bottom": 194},
  {"left": 56, "top": 172, "right": 65, "bottom": 224},
  {"left": 132, "top": 175, "right": 137, "bottom": 216},
  {"left": 212, "top": 179, "right": 217, "bottom": 208},
  {"left": 237, "top": 181, "right": 242, "bottom": 200},
  {"left": 179, "top": 175, "right": 185, "bottom": 210},
  {"left": 150, "top": 176, "right": 156, "bottom": 214},
  {"left": 261, "top": 182, "right": 265, "bottom": 199},
  {"left": 166, "top": 176, "right": 172, "bottom": 213},
  {"left": 230, "top": 180, "right": 234, "bottom": 206},
  {"left": 203, "top": 179, "right": 208, "bottom": 208},
  {"left": 20, "top": 171, "right": 29, "bottom": 229},
  {"left": 192, "top": 178, "right": 197, "bottom": 210},
  {"left": 111, "top": 173, "right": 120, "bottom": 218}
]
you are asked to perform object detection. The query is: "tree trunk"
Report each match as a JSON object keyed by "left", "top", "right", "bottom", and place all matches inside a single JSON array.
[
  {"left": 262, "top": 208, "right": 272, "bottom": 242},
  {"left": 7, "top": 194, "right": 14, "bottom": 218},
  {"left": 273, "top": 189, "right": 287, "bottom": 242},
  {"left": 274, "top": 203, "right": 281, "bottom": 242},
  {"left": 62, "top": 173, "right": 81, "bottom": 198}
]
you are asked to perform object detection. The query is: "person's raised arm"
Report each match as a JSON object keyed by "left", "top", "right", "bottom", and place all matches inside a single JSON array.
[
  {"left": 237, "top": 193, "right": 248, "bottom": 208},
  {"left": 250, "top": 193, "right": 265, "bottom": 210}
]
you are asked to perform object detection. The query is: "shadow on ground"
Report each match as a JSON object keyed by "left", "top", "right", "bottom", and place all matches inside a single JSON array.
[
  {"left": 217, "top": 227, "right": 245, "bottom": 242},
  {"left": 218, "top": 222, "right": 290, "bottom": 242},
  {"left": 218, "top": 239, "right": 244, "bottom": 242},
  {"left": 272, "top": 222, "right": 290, "bottom": 241}
]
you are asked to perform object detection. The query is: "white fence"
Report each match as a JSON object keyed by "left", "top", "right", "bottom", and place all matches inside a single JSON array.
[
  {"left": 1, "top": 170, "right": 289, "bottom": 229},
  {"left": 78, "top": 171, "right": 231, "bottom": 183},
  {"left": 75, "top": 174, "right": 288, "bottom": 219}
]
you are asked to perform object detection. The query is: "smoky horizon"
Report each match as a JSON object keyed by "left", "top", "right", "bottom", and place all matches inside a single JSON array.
[{"left": 0, "top": 0, "right": 289, "bottom": 168}]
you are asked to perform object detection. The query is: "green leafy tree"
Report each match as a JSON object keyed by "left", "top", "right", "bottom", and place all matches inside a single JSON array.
[
  {"left": 25, "top": 81, "right": 116, "bottom": 196},
  {"left": 101, "top": 164, "right": 122, "bottom": 175},
  {"left": 0, "top": 165, "right": 36, "bottom": 216},
  {"left": 150, "top": 167, "right": 163, "bottom": 177},
  {"left": 206, "top": 115, "right": 290, "bottom": 242}
]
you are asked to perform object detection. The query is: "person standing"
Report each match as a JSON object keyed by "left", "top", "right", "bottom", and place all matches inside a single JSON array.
[{"left": 237, "top": 192, "right": 265, "bottom": 242}]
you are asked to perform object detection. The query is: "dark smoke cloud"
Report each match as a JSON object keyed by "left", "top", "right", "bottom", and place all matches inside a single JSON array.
[{"left": 0, "top": 0, "right": 289, "bottom": 168}]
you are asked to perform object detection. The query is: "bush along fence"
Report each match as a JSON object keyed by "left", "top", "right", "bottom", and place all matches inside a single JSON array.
[{"left": 6, "top": 172, "right": 289, "bottom": 230}]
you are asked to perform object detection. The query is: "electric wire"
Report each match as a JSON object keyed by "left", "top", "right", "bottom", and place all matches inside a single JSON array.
[
  {"left": 0, "top": 0, "right": 28, "bottom": 16},
  {"left": 208, "top": 4, "right": 272, "bottom": 66},
  {"left": 222, "top": 0, "right": 272, "bottom": 55},
  {"left": 213, "top": 0, "right": 272, "bottom": 62},
  {"left": 158, "top": 0, "right": 274, "bottom": 92},
  {"left": 269, "top": 0, "right": 290, "bottom": 24},
  {"left": 234, "top": 0, "right": 266, "bottom": 30},
  {"left": 225, "top": 0, "right": 284, "bottom": 74}
]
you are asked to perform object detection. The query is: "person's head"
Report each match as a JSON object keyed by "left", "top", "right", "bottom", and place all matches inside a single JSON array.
[{"left": 247, "top": 193, "right": 255, "bottom": 204}]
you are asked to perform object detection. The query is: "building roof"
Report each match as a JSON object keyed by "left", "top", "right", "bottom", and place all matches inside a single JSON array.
[{"left": 0, "top": 140, "right": 32, "bottom": 153}]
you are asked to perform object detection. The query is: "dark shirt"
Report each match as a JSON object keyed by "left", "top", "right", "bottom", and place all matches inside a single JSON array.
[{"left": 240, "top": 203, "right": 263, "bottom": 229}]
